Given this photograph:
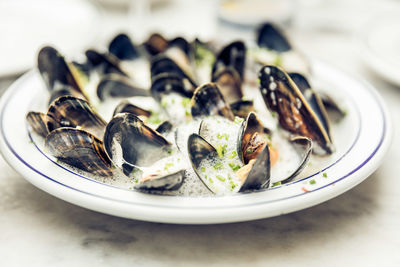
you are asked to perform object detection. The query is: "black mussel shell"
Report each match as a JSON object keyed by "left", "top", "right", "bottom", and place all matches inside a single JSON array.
[
  {"left": 212, "top": 41, "right": 246, "bottom": 80},
  {"left": 109, "top": 33, "right": 139, "bottom": 60},
  {"left": 289, "top": 73, "right": 331, "bottom": 136},
  {"left": 155, "top": 121, "right": 173, "bottom": 135},
  {"left": 237, "top": 112, "right": 265, "bottom": 164},
  {"left": 257, "top": 22, "right": 291, "bottom": 52},
  {"left": 103, "top": 113, "right": 171, "bottom": 175},
  {"left": 47, "top": 96, "right": 106, "bottom": 139},
  {"left": 191, "top": 83, "right": 235, "bottom": 121},
  {"left": 239, "top": 144, "right": 271, "bottom": 191},
  {"left": 230, "top": 100, "right": 255, "bottom": 118},
  {"left": 168, "top": 37, "right": 191, "bottom": 57},
  {"left": 45, "top": 128, "right": 113, "bottom": 177},
  {"left": 38, "top": 46, "right": 84, "bottom": 96},
  {"left": 278, "top": 136, "right": 312, "bottom": 184},
  {"left": 85, "top": 49, "right": 127, "bottom": 76},
  {"left": 97, "top": 74, "right": 149, "bottom": 101},
  {"left": 151, "top": 73, "right": 193, "bottom": 101},
  {"left": 259, "top": 65, "right": 333, "bottom": 154},
  {"left": 48, "top": 87, "right": 85, "bottom": 106},
  {"left": 143, "top": 33, "right": 169, "bottom": 56},
  {"left": 136, "top": 170, "right": 185, "bottom": 191},
  {"left": 212, "top": 67, "right": 243, "bottom": 104},
  {"left": 26, "top": 111, "right": 51, "bottom": 137},
  {"left": 112, "top": 100, "right": 151, "bottom": 118},
  {"left": 318, "top": 91, "right": 346, "bottom": 122}
]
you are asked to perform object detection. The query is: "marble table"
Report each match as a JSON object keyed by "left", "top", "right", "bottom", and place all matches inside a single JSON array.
[{"left": 1, "top": 2, "right": 400, "bottom": 266}]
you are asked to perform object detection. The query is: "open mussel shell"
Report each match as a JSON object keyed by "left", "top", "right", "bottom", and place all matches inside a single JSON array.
[
  {"left": 108, "top": 33, "right": 139, "bottom": 61},
  {"left": 278, "top": 136, "right": 313, "bottom": 184},
  {"left": 212, "top": 41, "right": 246, "bottom": 80},
  {"left": 230, "top": 100, "right": 255, "bottom": 118},
  {"left": 187, "top": 133, "right": 270, "bottom": 193},
  {"left": 38, "top": 46, "right": 86, "bottom": 98},
  {"left": 289, "top": 73, "right": 331, "bottom": 136},
  {"left": 191, "top": 83, "right": 235, "bottom": 121},
  {"left": 136, "top": 170, "right": 185, "bottom": 191},
  {"left": 112, "top": 100, "right": 151, "bottom": 118},
  {"left": 239, "top": 144, "right": 271, "bottom": 191},
  {"left": 103, "top": 113, "right": 171, "bottom": 175},
  {"left": 257, "top": 22, "right": 291, "bottom": 53},
  {"left": 212, "top": 67, "right": 243, "bottom": 104},
  {"left": 45, "top": 128, "right": 113, "bottom": 177},
  {"left": 47, "top": 96, "right": 106, "bottom": 139},
  {"left": 237, "top": 112, "right": 265, "bottom": 164},
  {"left": 259, "top": 65, "right": 334, "bottom": 154},
  {"left": 26, "top": 111, "right": 51, "bottom": 137},
  {"left": 97, "top": 74, "right": 149, "bottom": 101},
  {"left": 155, "top": 121, "right": 173, "bottom": 135},
  {"left": 85, "top": 49, "right": 127, "bottom": 76}
]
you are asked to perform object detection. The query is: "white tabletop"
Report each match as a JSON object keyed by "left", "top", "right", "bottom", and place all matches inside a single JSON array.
[{"left": 0, "top": 1, "right": 399, "bottom": 266}]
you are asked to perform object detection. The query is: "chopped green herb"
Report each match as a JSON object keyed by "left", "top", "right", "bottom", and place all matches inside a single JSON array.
[
  {"left": 272, "top": 181, "right": 282, "bottom": 187},
  {"left": 147, "top": 112, "right": 162, "bottom": 125},
  {"left": 230, "top": 180, "right": 236, "bottom": 190},
  {"left": 234, "top": 116, "right": 244, "bottom": 124},
  {"left": 228, "top": 151, "right": 237, "bottom": 159},
  {"left": 185, "top": 110, "right": 191, "bottom": 116},
  {"left": 273, "top": 54, "right": 282, "bottom": 66},
  {"left": 161, "top": 98, "right": 168, "bottom": 108},
  {"left": 246, "top": 148, "right": 253, "bottom": 154},
  {"left": 309, "top": 179, "right": 316, "bottom": 185},
  {"left": 323, "top": 172, "right": 328, "bottom": 178},
  {"left": 216, "top": 144, "right": 227, "bottom": 158},
  {"left": 228, "top": 162, "right": 241, "bottom": 171},
  {"left": 164, "top": 162, "right": 174, "bottom": 171},
  {"left": 213, "top": 162, "right": 224, "bottom": 170},
  {"left": 201, "top": 167, "right": 206, "bottom": 173},
  {"left": 216, "top": 175, "right": 226, "bottom": 182},
  {"left": 271, "top": 111, "right": 277, "bottom": 118},
  {"left": 181, "top": 98, "right": 191, "bottom": 107}
]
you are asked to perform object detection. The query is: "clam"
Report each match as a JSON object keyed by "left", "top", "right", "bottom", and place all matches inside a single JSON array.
[
  {"left": 103, "top": 113, "right": 185, "bottom": 190},
  {"left": 259, "top": 65, "right": 333, "bottom": 154},
  {"left": 45, "top": 128, "right": 113, "bottom": 177}
]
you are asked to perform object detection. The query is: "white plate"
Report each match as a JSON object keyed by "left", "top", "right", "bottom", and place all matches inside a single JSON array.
[
  {"left": 359, "top": 13, "right": 400, "bottom": 86},
  {"left": 0, "top": 61, "right": 391, "bottom": 224},
  {"left": 0, "top": 0, "right": 100, "bottom": 76}
]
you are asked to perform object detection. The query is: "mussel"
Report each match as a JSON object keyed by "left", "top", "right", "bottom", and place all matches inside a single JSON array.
[
  {"left": 259, "top": 65, "right": 333, "bottom": 154},
  {"left": 103, "top": 113, "right": 185, "bottom": 190}
]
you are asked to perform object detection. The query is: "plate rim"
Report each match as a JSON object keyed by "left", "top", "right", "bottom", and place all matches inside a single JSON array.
[{"left": 0, "top": 61, "right": 392, "bottom": 224}]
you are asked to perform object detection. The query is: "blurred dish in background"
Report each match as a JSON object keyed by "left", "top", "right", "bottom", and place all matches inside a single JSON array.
[
  {"left": 359, "top": 13, "right": 400, "bottom": 87},
  {"left": 0, "top": 0, "right": 100, "bottom": 77},
  {"left": 217, "top": 0, "right": 294, "bottom": 42}
]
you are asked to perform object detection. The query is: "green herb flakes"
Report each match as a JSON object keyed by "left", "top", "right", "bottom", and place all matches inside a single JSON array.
[
  {"left": 216, "top": 175, "right": 226, "bottom": 182},
  {"left": 309, "top": 179, "right": 316, "bottom": 185},
  {"left": 228, "top": 151, "right": 237, "bottom": 159},
  {"left": 323, "top": 172, "right": 328, "bottom": 178},
  {"left": 213, "top": 162, "right": 224, "bottom": 170}
]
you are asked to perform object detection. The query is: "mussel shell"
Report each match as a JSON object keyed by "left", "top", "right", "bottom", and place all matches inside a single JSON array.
[
  {"left": 136, "top": 170, "right": 185, "bottom": 191},
  {"left": 259, "top": 65, "right": 333, "bottom": 154},
  {"left": 85, "top": 49, "right": 127, "bottom": 76},
  {"left": 318, "top": 91, "right": 346, "bottom": 122},
  {"left": 289, "top": 73, "right": 331, "bottom": 137},
  {"left": 237, "top": 112, "right": 265, "bottom": 164},
  {"left": 230, "top": 100, "right": 255, "bottom": 118},
  {"left": 151, "top": 73, "right": 194, "bottom": 101},
  {"left": 257, "top": 22, "right": 291, "bottom": 52},
  {"left": 48, "top": 87, "right": 85, "bottom": 105},
  {"left": 47, "top": 96, "right": 106, "bottom": 139},
  {"left": 108, "top": 33, "right": 139, "bottom": 60},
  {"left": 150, "top": 55, "right": 197, "bottom": 88},
  {"left": 212, "top": 67, "right": 243, "bottom": 104},
  {"left": 26, "top": 111, "right": 50, "bottom": 137},
  {"left": 155, "top": 121, "right": 173, "bottom": 135},
  {"left": 38, "top": 46, "right": 84, "bottom": 95},
  {"left": 103, "top": 113, "right": 171, "bottom": 175},
  {"left": 97, "top": 74, "right": 149, "bottom": 101},
  {"left": 143, "top": 33, "right": 169, "bottom": 56},
  {"left": 239, "top": 144, "right": 271, "bottom": 191},
  {"left": 278, "top": 136, "right": 312, "bottom": 184},
  {"left": 168, "top": 37, "right": 191, "bottom": 57},
  {"left": 45, "top": 128, "right": 113, "bottom": 177},
  {"left": 212, "top": 41, "right": 246, "bottom": 80},
  {"left": 112, "top": 100, "right": 151, "bottom": 118},
  {"left": 191, "top": 83, "right": 235, "bottom": 121},
  {"left": 187, "top": 133, "right": 217, "bottom": 192}
]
